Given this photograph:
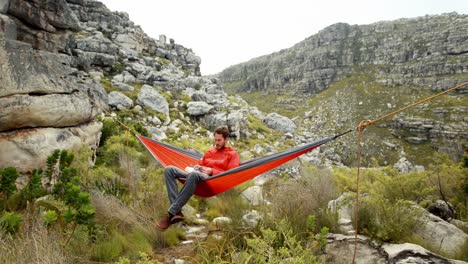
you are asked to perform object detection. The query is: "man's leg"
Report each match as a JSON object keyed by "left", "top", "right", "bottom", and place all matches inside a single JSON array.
[
  {"left": 168, "top": 171, "right": 208, "bottom": 216},
  {"left": 164, "top": 166, "right": 187, "bottom": 204}
]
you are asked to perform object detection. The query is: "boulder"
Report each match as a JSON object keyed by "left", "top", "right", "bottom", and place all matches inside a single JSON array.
[
  {"left": 427, "top": 200, "right": 455, "bottom": 221},
  {"left": 0, "top": 121, "right": 102, "bottom": 172},
  {"left": 0, "top": 14, "right": 16, "bottom": 39},
  {"left": 324, "top": 234, "right": 465, "bottom": 264},
  {"left": 324, "top": 234, "right": 386, "bottom": 264},
  {"left": 382, "top": 243, "right": 466, "bottom": 264},
  {"left": 186, "top": 101, "right": 213, "bottom": 116},
  {"left": 0, "top": 93, "right": 94, "bottom": 131},
  {"left": 242, "top": 210, "right": 262, "bottom": 228},
  {"left": 7, "top": 0, "right": 81, "bottom": 32},
  {"left": 414, "top": 209, "right": 468, "bottom": 256},
  {"left": 108, "top": 91, "right": 133, "bottom": 110},
  {"left": 393, "top": 157, "right": 414, "bottom": 173},
  {"left": 241, "top": 186, "right": 264, "bottom": 206},
  {"left": 136, "top": 85, "right": 169, "bottom": 114},
  {"left": 263, "top": 113, "right": 297, "bottom": 134},
  {"left": 0, "top": 0, "right": 9, "bottom": 14}
]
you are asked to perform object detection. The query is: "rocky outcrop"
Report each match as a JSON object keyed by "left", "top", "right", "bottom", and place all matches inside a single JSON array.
[
  {"left": 218, "top": 13, "right": 468, "bottom": 93},
  {"left": 324, "top": 234, "right": 466, "bottom": 264},
  {"left": 0, "top": 0, "right": 204, "bottom": 172},
  {"left": 217, "top": 13, "right": 468, "bottom": 165},
  {"left": 0, "top": 121, "right": 102, "bottom": 172},
  {"left": 263, "top": 112, "right": 297, "bottom": 134}
]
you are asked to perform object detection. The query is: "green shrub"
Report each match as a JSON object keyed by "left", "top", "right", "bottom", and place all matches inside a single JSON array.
[
  {"left": 0, "top": 212, "right": 23, "bottom": 235},
  {"left": 357, "top": 195, "right": 420, "bottom": 242},
  {"left": 268, "top": 167, "right": 339, "bottom": 238},
  {"left": 0, "top": 167, "right": 19, "bottom": 202},
  {"left": 92, "top": 231, "right": 124, "bottom": 262},
  {"left": 244, "top": 219, "right": 320, "bottom": 264},
  {"left": 43, "top": 210, "right": 58, "bottom": 228}
]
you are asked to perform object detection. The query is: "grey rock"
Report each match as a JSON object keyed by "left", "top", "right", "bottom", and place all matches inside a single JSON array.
[
  {"left": 427, "top": 200, "right": 456, "bottom": 221},
  {"left": 0, "top": 121, "right": 102, "bottom": 172},
  {"left": 0, "top": 93, "right": 95, "bottom": 132},
  {"left": 112, "top": 71, "right": 136, "bottom": 84},
  {"left": 137, "top": 85, "right": 169, "bottom": 114},
  {"left": 203, "top": 112, "right": 227, "bottom": 130},
  {"left": 212, "top": 217, "right": 232, "bottom": 225},
  {"left": 393, "top": 157, "right": 414, "bottom": 173},
  {"left": 242, "top": 210, "right": 262, "bottom": 228},
  {"left": 111, "top": 80, "right": 134, "bottom": 91},
  {"left": 382, "top": 243, "right": 465, "bottom": 264},
  {"left": 324, "top": 234, "right": 386, "bottom": 264},
  {"left": 75, "top": 32, "right": 119, "bottom": 54},
  {"left": 0, "top": 0, "right": 9, "bottom": 14},
  {"left": 241, "top": 186, "right": 264, "bottom": 206},
  {"left": 8, "top": 0, "right": 81, "bottom": 32},
  {"left": 186, "top": 101, "right": 213, "bottom": 116},
  {"left": 415, "top": 207, "right": 468, "bottom": 256},
  {"left": 0, "top": 14, "right": 16, "bottom": 39},
  {"left": 108, "top": 91, "right": 133, "bottom": 110},
  {"left": 263, "top": 113, "right": 297, "bottom": 134},
  {"left": 145, "top": 126, "right": 167, "bottom": 141}
]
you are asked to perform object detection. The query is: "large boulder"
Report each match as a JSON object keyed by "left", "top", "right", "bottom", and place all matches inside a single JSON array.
[
  {"left": 136, "top": 85, "right": 169, "bottom": 114},
  {"left": 108, "top": 91, "right": 133, "bottom": 110},
  {"left": 263, "top": 112, "right": 297, "bottom": 134},
  {"left": 414, "top": 209, "right": 468, "bottom": 256},
  {"left": 382, "top": 243, "right": 466, "bottom": 264},
  {"left": 0, "top": 14, "right": 16, "bottom": 39},
  {"left": 324, "top": 234, "right": 465, "bottom": 264},
  {"left": 0, "top": 93, "right": 94, "bottom": 131},
  {"left": 0, "top": 0, "right": 9, "bottom": 14},
  {"left": 7, "top": 0, "right": 81, "bottom": 32},
  {"left": 0, "top": 121, "right": 102, "bottom": 172},
  {"left": 186, "top": 101, "right": 213, "bottom": 116},
  {"left": 427, "top": 200, "right": 456, "bottom": 221}
]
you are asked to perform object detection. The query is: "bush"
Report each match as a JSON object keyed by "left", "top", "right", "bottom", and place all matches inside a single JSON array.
[
  {"left": 243, "top": 219, "right": 320, "bottom": 264},
  {"left": 268, "top": 167, "right": 339, "bottom": 237},
  {"left": 0, "top": 212, "right": 23, "bottom": 235},
  {"left": 0, "top": 167, "right": 19, "bottom": 209},
  {"left": 357, "top": 195, "right": 421, "bottom": 242}
]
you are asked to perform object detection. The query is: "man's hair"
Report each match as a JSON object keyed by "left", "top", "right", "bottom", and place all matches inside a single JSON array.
[{"left": 214, "top": 126, "right": 230, "bottom": 139}]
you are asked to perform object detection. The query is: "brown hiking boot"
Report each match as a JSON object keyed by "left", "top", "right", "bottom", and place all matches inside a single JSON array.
[
  {"left": 170, "top": 212, "right": 184, "bottom": 224},
  {"left": 155, "top": 214, "right": 172, "bottom": 231}
]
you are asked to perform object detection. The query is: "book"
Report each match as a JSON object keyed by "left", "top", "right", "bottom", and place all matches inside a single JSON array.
[{"left": 185, "top": 166, "right": 195, "bottom": 173}]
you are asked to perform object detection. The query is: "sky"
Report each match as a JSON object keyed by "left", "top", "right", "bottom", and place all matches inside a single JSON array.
[{"left": 99, "top": 0, "right": 468, "bottom": 76}]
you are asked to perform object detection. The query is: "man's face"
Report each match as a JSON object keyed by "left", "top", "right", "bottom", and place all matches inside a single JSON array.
[{"left": 214, "top": 133, "right": 227, "bottom": 149}]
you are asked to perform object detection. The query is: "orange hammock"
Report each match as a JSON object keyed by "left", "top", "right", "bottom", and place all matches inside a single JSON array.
[{"left": 136, "top": 130, "right": 351, "bottom": 198}]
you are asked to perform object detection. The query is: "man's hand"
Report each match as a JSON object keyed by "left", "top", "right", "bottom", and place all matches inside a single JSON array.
[{"left": 198, "top": 166, "right": 213, "bottom": 176}]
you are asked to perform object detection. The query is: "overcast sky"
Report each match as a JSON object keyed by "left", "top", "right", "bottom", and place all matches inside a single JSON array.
[{"left": 99, "top": 0, "right": 468, "bottom": 75}]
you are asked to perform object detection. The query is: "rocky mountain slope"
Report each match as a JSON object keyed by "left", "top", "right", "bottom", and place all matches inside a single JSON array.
[
  {"left": 0, "top": 0, "right": 202, "bottom": 171},
  {"left": 217, "top": 13, "right": 468, "bottom": 166},
  {"left": 1, "top": 1, "right": 467, "bottom": 263}
]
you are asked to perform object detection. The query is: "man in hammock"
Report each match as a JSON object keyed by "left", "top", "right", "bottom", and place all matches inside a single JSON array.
[{"left": 156, "top": 126, "right": 240, "bottom": 231}]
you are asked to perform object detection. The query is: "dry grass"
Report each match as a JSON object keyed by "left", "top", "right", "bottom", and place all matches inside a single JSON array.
[
  {"left": 268, "top": 167, "right": 340, "bottom": 235},
  {"left": 0, "top": 227, "right": 73, "bottom": 264}
]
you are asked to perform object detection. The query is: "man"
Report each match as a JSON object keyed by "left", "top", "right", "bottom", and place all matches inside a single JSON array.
[{"left": 155, "top": 126, "right": 240, "bottom": 231}]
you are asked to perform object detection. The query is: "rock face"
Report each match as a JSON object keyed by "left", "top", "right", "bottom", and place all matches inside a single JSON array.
[
  {"left": 0, "top": 0, "right": 201, "bottom": 172},
  {"left": 324, "top": 234, "right": 466, "bottom": 264},
  {"left": 217, "top": 13, "right": 468, "bottom": 164},
  {"left": 218, "top": 14, "right": 467, "bottom": 93},
  {"left": 0, "top": 122, "right": 102, "bottom": 172}
]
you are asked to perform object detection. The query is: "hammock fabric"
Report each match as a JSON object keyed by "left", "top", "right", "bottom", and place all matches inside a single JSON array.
[{"left": 136, "top": 131, "right": 350, "bottom": 198}]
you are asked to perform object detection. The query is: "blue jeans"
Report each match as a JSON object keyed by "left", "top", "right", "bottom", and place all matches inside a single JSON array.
[{"left": 164, "top": 165, "right": 208, "bottom": 215}]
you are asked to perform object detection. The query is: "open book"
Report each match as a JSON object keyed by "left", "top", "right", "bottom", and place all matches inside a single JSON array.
[{"left": 185, "top": 166, "right": 201, "bottom": 173}]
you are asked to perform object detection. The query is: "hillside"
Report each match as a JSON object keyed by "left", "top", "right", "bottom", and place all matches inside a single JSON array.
[
  {"left": 218, "top": 13, "right": 468, "bottom": 166},
  {"left": 0, "top": 1, "right": 467, "bottom": 263}
]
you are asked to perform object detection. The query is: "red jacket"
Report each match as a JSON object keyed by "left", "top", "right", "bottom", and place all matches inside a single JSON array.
[{"left": 199, "top": 146, "right": 240, "bottom": 175}]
